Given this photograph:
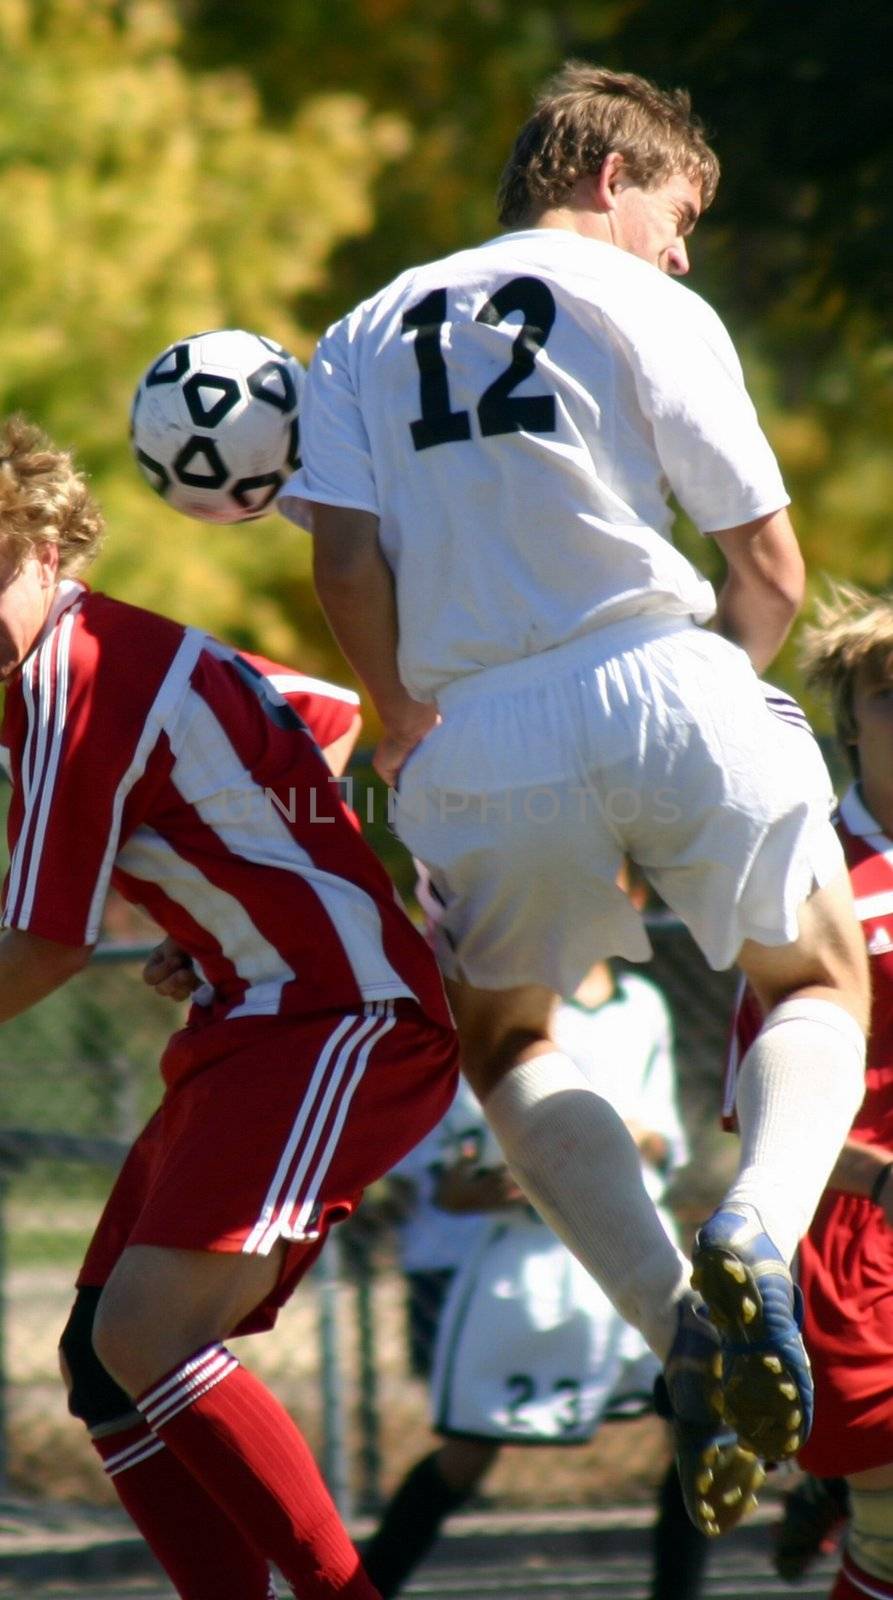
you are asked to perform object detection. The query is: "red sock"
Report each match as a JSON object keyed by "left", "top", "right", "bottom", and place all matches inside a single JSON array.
[
  {"left": 93, "top": 1418, "right": 275, "bottom": 1599},
  {"left": 136, "top": 1344, "right": 379, "bottom": 1599},
  {"left": 831, "top": 1553, "right": 893, "bottom": 1599}
]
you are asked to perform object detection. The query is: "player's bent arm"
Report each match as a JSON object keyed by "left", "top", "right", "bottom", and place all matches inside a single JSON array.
[
  {"left": 711, "top": 508, "right": 805, "bottom": 674},
  {"left": 827, "top": 1138, "right": 893, "bottom": 1212},
  {"left": 310, "top": 506, "right": 435, "bottom": 740},
  {"left": 0, "top": 929, "right": 92, "bottom": 1024}
]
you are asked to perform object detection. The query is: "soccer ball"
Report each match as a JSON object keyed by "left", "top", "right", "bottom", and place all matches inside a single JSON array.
[{"left": 130, "top": 328, "right": 304, "bottom": 523}]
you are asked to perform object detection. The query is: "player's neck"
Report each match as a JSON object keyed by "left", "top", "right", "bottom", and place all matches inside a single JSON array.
[
  {"left": 857, "top": 777, "right": 893, "bottom": 838},
  {"left": 528, "top": 206, "right": 613, "bottom": 245}
]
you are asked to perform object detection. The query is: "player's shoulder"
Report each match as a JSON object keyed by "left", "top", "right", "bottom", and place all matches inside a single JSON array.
[
  {"left": 68, "top": 588, "right": 189, "bottom": 671},
  {"left": 599, "top": 250, "right": 733, "bottom": 346}
]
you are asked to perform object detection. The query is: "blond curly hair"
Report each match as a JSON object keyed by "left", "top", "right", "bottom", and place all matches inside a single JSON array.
[
  {"left": 799, "top": 580, "right": 893, "bottom": 774},
  {"left": 0, "top": 415, "right": 104, "bottom": 576},
  {"left": 498, "top": 61, "right": 720, "bottom": 228}
]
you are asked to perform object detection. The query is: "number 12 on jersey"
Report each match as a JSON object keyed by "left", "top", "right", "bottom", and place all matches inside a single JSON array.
[{"left": 402, "top": 277, "right": 557, "bottom": 452}]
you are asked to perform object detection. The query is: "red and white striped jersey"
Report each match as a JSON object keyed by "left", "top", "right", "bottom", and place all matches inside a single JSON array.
[
  {"left": 0, "top": 582, "right": 451, "bottom": 1029},
  {"left": 724, "top": 784, "right": 893, "bottom": 1140}
]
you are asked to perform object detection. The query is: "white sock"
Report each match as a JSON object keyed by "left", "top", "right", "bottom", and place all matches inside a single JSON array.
[
  {"left": 723, "top": 998, "right": 866, "bottom": 1262},
  {"left": 482, "top": 1052, "right": 690, "bottom": 1361}
]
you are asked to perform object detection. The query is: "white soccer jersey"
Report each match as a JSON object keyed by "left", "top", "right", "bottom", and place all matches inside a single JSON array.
[{"left": 281, "top": 229, "right": 788, "bottom": 699}]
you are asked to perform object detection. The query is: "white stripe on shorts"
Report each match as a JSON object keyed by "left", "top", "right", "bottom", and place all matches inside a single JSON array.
[
  {"left": 244, "top": 1002, "right": 396, "bottom": 1257},
  {"left": 287, "top": 1002, "right": 397, "bottom": 1240}
]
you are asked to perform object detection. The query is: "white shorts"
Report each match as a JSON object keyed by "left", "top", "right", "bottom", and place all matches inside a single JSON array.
[
  {"left": 429, "top": 1213, "right": 659, "bottom": 1443},
  {"left": 394, "top": 615, "right": 844, "bottom": 992}
]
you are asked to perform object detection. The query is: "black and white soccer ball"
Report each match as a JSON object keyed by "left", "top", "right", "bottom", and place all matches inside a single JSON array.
[{"left": 130, "top": 329, "right": 303, "bottom": 523}]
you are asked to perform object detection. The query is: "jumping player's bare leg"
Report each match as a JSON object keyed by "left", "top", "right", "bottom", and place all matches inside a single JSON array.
[
  {"left": 449, "top": 975, "right": 766, "bottom": 1537},
  {"left": 93, "top": 1244, "right": 379, "bottom": 1600},
  {"left": 451, "top": 872, "right": 866, "bottom": 1347},
  {"left": 447, "top": 872, "right": 868, "bottom": 1528}
]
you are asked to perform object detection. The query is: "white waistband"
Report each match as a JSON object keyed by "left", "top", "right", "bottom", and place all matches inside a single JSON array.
[{"left": 436, "top": 614, "right": 697, "bottom": 711}]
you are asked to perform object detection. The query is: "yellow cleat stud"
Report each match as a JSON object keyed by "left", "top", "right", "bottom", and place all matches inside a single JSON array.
[
  {"left": 753, "top": 1466, "right": 767, "bottom": 1490},
  {"left": 762, "top": 1355, "right": 783, "bottom": 1373},
  {"left": 723, "top": 1260, "right": 747, "bottom": 1283},
  {"left": 703, "top": 1445, "right": 720, "bottom": 1467},
  {"left": 722, "top": 1487, "right": 743, "bottom": 1506},
  {"left": 741, "top": 1296, "right": 757, "bottom": 1322},
  {"left": 786, "top": 1433, "right": 800, "bottom": 1453},
  {"left": 788, "top": 1410, "right": 802, "bottom": 1428},
  {"left": 696, "top": 1471, "right": 713, "bottom": 1494},
  {"left": 745, "top": 1495, "right": 760, "bottom": 1514},
  {"left": 779, "top": 1381, "right": 797, "bottom": 1400}
]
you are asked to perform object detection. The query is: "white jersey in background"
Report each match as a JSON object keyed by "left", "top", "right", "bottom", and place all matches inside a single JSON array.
[
  {"left": 430, "top": 970, "right": 687, "bottom": 1441},
  {"left": 554, "top": 970, "right": 686, "bottom": 1211},
  {"left": 281, "top": 229, "right": 788, "bottom": 700}
]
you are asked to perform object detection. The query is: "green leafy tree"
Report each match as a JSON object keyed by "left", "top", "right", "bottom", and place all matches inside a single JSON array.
[{"left": 0, "top": 0, "right": 407, "bottom": 665}]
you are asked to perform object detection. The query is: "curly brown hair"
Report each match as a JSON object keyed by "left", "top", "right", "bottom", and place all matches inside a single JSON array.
[
  {"left": 498, "top": 62, "right": 720, "bottom": 228},
  {"left": 0, "top": 415, "right": 104, "bottom": 576},
  {"left": 799, "top": 580, "right": 893, "bottom": 775}
]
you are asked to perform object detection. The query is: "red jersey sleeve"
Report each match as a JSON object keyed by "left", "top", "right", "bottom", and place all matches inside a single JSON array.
[
  {"left": 240, "top": 653, "right": 361, "bottom": 753},
  {"left": 1, "top": 595, "right": 194, "bottom": 947}
]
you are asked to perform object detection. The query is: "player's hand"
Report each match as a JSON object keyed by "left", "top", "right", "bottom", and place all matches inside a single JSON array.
[
  {"left": 142, "top": 937, "right": 199, "bottom": 1001},
  {"left": 373, "top": 702, "right": 439, "bottom": 787}
]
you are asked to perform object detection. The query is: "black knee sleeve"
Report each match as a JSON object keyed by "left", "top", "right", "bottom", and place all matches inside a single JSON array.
[{"left": 59, "top": 1286, "right": 135, "bottom": 1430}]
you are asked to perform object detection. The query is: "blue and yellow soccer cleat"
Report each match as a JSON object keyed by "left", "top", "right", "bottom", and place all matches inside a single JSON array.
[
  {"left": 655, "top": 1294, "right": 765, "bottom": 1538},
  {"left": 692, "top": 1206, "right": 813, "bottom": 1463}
]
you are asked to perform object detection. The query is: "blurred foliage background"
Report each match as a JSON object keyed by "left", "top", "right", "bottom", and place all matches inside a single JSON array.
[
  {"left": 0, "top": 11, "right": 889, "bottom": 1488},
  {"left": 0, "top": 0, "right": 890, "bottom": 708}
]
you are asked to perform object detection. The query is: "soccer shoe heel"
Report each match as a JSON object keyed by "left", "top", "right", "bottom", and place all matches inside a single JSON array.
[
  {"left": 656, "top": 1299, "right": 765, "bottom": 1540},
  {"left": 692, "top": 1222, "right": 813, "bottom": 1462},
  {"left": 674, "top": 1424, "right": 766, "bottom": 1539}
]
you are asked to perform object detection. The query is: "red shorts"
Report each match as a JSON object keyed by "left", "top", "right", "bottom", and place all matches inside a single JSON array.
[
  {"left": 78, "top": 1000, "right": 458, "bottom": 1333},
  {"left": 797, "top": 1188, "right": 893, "bottom": 1476}
]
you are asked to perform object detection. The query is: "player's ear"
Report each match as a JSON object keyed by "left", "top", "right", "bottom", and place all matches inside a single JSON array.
[
  {"left": 594, "top": 151, "right": 627, "bottom": 211},
  {"left": 35, "top": 540, "right": 60, "bottom": 586}
]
